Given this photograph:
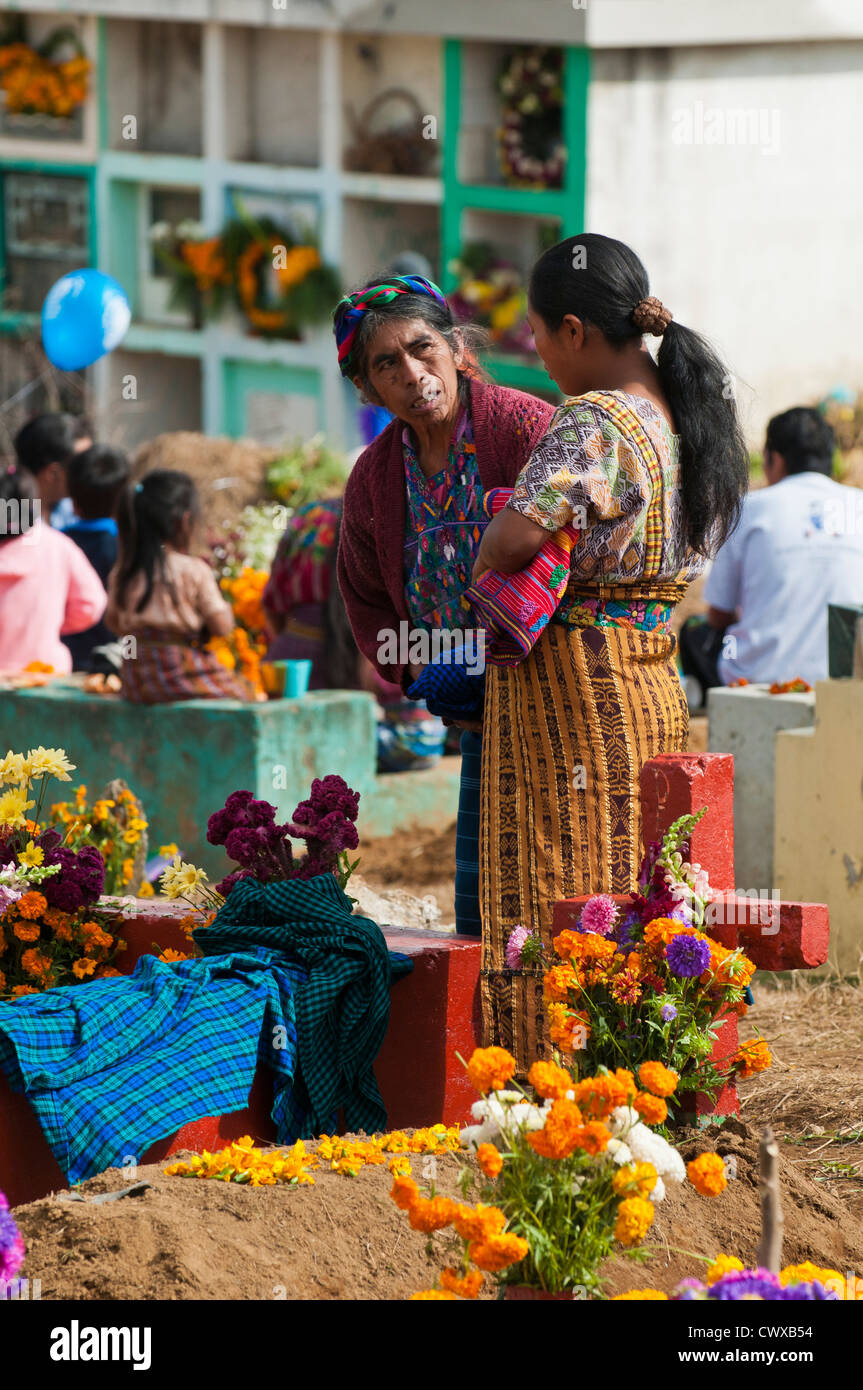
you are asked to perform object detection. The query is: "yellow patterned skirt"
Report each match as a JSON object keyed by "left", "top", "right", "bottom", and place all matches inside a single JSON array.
[{"left": 479, "top": 621, "right": 689, "bottom": 1070}]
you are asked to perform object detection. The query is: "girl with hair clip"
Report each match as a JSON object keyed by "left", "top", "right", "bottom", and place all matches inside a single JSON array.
[
  {"left": 470, "top": 233, "right": 750, "bottom": 1068},
  {"left": 105, "top": 469, "right": 258, "bottom": 703},
  {"left": 0, "top": 461, "right": 106, "bottom": 673}
]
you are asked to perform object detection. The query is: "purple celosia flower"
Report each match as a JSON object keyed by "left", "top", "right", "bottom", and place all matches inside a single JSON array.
[
  {"left": 505, "top": 925, "right": 530, "bottom": 969},
  {"left": 0, "top": 1191, "right": 25, "bottom": 1282},
  {"left": 665, "top": 934, "right": 711, "bottom": 979},
  {"left": 578, "top": 894, "right": 618, "bottom": 937},
  {"left": 38, "top": 841, "right": 105, "bottom": 913},
  {"left": 660, "top": 1003, "right": 678, "bottom": 1022}
]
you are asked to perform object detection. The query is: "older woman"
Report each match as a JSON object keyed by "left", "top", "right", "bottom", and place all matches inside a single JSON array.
[{"left": 334, "top": 274, "right": 555, "bottom": 936}]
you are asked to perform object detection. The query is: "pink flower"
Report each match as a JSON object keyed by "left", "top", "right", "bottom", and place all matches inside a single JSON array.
[
  {"left": 578, "top": 894, "right": 618, "bottom": 937},
  {"left": 505, "top": 925, "right": 530, "bottom": 969}
]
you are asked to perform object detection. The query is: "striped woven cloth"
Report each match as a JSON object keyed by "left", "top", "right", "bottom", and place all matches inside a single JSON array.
[{"left": 465, "top": 488, "right": 582, "bottom": 667}]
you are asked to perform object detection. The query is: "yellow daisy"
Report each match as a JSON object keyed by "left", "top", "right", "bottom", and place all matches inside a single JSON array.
[
  {"left": 25, "top": 747, "right": 75, "bottom": 782},
  {"left": 17, "top": 839, "right": 44, "bottom": 868},
  {"left": 0, "top": 787, "right": 35, "bottom": 829}
]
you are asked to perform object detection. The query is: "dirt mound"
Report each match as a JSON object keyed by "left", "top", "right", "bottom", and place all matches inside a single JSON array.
[{"left": 131, "top": 432, "right": 277, "bottom": 533}]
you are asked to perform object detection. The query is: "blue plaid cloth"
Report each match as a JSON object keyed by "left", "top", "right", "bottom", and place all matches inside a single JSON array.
[
  {"left": 0, "top": 949, "right": 307, "bottom": 1184},
  {"left": 407, "top": 663, "right": 486, "bottom": 721},
  {"left": 455, "top": 731, "right": 483, "bottom": 938}
]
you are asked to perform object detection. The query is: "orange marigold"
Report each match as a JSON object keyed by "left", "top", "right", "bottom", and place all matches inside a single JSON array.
[
  {"left": 612, "top": 1162, "right": 658, "bottom": 1199},
  {"left": 408, "top": 1197, "right": 459, "bottom": 1233},
  {"left": 642, "top": 917, "right": 684, "bottom": 955},
  {"left": 614, "top": 1195, "right": 655, "bottom": 1246},
  {"left": 633, "top": 1092, "right": 668, "bottom": 1126},
  {"left": 552, "top": 929, "right": 581, "bottom": 960},
  {"left": 687, "top": 1152, "right": 727, "bottom": 1197},
  {"left": 16, "top": 890, "right": 47, "bottom": 920},
  {"left": 21, "top": 947, "right": 51, "bottom": 979},
  {"left": 390, "top": 1175, "right": 420, "bottom": 1210},
  {"left": 547, "top": 1003, "right": 589, "bottom": 1052},
  {"left": 572, "top": 1073, "right": 629, "bottom": 1119},
  {"left": 468, "top": 1232, "right": 529, "bottom": 1272},
  {"left": 543, "top": 963, "right": 578, "bottom": 1002},
  {"left": 440, "top": 1267, "right": 484, "bottom": 1299},
  {"left": 527, "top": 1098, "right": 584, "bottom": 1160},
  {"left": 571, "top": 1121, "right": 611, "bottom": 1156},
  {"left": 452, "top": 1203, "right": 506, "bottom": 1243},
  {"left": 735, "top": 1037, "right": 771, "bottom": 1079},
  {"left": 527, "top": 1059, "right": 574, "bottom": 1100},
  {"left": 638, "top": 1061, "right": 679, "bottom": 1098},
  {"left": 43, "top": 907, "right": 71, "bottom": 930},
  {"left": 465, "top": 1046, "right": 517, "bottom": 1095},
  {"left": 13, "top": 919, "right": 40, "bottom": 942},
  {"left": 410, "top": 1290, "right": 458, "bottom": 1300},
  {"left": 614, "top": 1068, "right": 637, "bottom": 1102},
  {"left": 12, "top": 984, "right": 38, "bottom": 996},
  {"left": 476, "top": 1143, "right": 503, "bottom": 1180},
  {"left": 72, "top": 957, "right": 97, "bottom": 981}
]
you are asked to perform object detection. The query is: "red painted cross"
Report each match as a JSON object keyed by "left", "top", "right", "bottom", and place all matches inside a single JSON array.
[{"left": 552, "top": 753, "right": 830, "bottom": 1121}]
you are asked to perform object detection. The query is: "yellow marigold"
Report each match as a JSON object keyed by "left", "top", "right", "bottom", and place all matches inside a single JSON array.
[
  {"left": 468, "top": 1232, "right": 529, "bottom": 1272},
  {"left": 388, "top": 1154, "right": 412, "bottom": 1177},
  {"left": 122, "top": 858, "right": 134, "bottom": 884},
  {"left": 527, "top": 1098, "right": 584, "bottom": 1160},
  {"left": 706, "top": 1253, "right": 745, "bottom": 1285},
  {"left": 779, "top": 1261, "right": 844, "bottom": 1291},
  {"left": 13, "top": 919, "right": 40, "bottom": 942},
  {"left": 612, "top": 1162, "right": 658, "bottom": 1199},
  {"left": 16, "top": 890, "right": 47, "bottom": 920},
  {"left": 527, "top": 1059, "right": 574, "bottom": 1100},
  {"left": 572, "top": 1073, "right": 629, "bottom": 1120},
  {"left": 440, "top": 1267, "right": 484, "bottom": 1299},
  {"left": 476, "top": 1143, "right": 503, "bottom": 1179},
  {"left": 408, "top": 1197, "right": 459, "bottom": 1233},
  {"left": 612, "top": 1289, "right": 668, "bottom": 1300},
  {"left": 687, "top": 1152, "right": 727, "bottom": 1197},
  {"left": 633, "top": 1092, "right": 668, "bottom": 1126},
  {"left": 159, "top": 843, "right": 179, "bottom": 858},
  {"left": 452, "top": 1203, "right": 507, "bottom": 1243},
  {"left": 571, "top": 1121, "right": 610, "bottom": 1156},
  {"left": 138, "top": 881, "right": 155, "bottom": 898},
  {"left": 390, "top": 1175, "right": 420, "bottom": 1211},
  {"left": 410, "top": 1290, "right": 459, "bottom": 1300},
  {"left": 614, "top": 1195, "right": 655, "bottom": 1246},
  {"left": 735, "top": 1037, "right": 772, "bottom": 1079},
  {"left": 72, "top": 957, "right": 97, "bottom": 980},
  {"left": 638, "top": 1061, "right": 679, "bottom": 1098},
  {"left": 95, "top": 967, "right": 122, "bottom": 979},
  {"left": 465, "top": 1046, "right": 516, "bottom": 1095}
]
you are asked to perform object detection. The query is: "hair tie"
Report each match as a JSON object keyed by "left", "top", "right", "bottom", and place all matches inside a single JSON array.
[
  {"left": 135, "top": 482, "right": 143, "bottom": 494},
  {"left": 632, "top": 296, "right": 673, "bottom": 336},
  {"left": 7, "top": 461, "right": 15, "bottom": 475}
]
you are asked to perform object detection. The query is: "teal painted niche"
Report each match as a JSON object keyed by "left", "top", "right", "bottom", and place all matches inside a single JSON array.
[{"left": 221, "top": 358, "right": 323, "bottom": 438}]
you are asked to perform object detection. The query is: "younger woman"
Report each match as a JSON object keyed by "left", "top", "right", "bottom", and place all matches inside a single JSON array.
[
  {"left": 105, "top": 470, "right": 256, "bottom": 704},
  {"left": 0, "top": 463, "right": 106, "bottom": 673}
]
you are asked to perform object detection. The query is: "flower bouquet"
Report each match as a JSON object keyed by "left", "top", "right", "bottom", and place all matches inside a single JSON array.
[
  {"left": 395, "top": 1048, "right": 726, "bottom": 1299},
  {"left": 0, "top": 748, "right": 124, "bottom": 998},
  {"left": 265, "top": 434, "right": 348, "bottom": 511},
  {"left": 616, "top": 1257, "right": 857, "bottom": 1301},
  {"left": 48, "top": 781, "right": 148, "bottom": 896},
  {"left": 510, "top": 811, "right": 771, "bottom": 1113},
  {"left": 448, "top": 242, "right": 534, "bottom": 356}
]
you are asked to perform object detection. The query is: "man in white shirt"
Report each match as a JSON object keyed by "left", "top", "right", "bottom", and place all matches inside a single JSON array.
[{"left": 679, "top": 407, "right": 863, "bottom": 694}]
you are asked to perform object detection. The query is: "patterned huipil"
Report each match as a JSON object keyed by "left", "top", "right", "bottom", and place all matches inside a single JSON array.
[
  {"left": 402, "top": 409, "right": 486, "bottom": 633},
  {"left": 507, "top": 390, "right": 705, "bottom": 631}
]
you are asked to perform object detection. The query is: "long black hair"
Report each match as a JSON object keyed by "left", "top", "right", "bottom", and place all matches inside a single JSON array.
[
  {"left": 0, "top": 463, "right": 39, "bottom": 546},
  {"left": 529, "top": 233, "right": 749, "bottom": 555},
  {"left": 114, "top": 469, "right": 200, "bottom": 612}
]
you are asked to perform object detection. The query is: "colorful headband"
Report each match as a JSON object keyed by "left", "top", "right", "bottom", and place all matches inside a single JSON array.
[{"left": 333, "top": 275, "right": 449, "bottom": 379}]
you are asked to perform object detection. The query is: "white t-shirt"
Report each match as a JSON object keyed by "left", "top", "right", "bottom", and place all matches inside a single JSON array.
[{"left": 704, "top": 472, "right": 863, "bottom": 685}]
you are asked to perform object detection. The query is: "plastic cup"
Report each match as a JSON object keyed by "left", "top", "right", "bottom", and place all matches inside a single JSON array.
[{"left": 281, "top": 659, "right": 312, "bottom": 698}]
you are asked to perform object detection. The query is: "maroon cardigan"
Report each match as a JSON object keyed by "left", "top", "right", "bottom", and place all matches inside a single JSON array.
[{"left": 338, "top": 377, "right": 556, "bottom": 687}]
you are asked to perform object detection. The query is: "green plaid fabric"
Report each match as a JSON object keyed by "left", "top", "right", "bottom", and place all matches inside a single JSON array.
[{"left": 196, "top": 874, "right": 413, "bottom": 1138}]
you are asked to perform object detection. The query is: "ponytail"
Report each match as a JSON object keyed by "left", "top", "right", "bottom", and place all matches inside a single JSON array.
[{"left": 114, "top": 470, "right": 199, "bottom": 611}]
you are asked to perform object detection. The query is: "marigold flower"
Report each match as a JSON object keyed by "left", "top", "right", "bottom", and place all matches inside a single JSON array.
[
  {"left": 16, "top": 890, "right": 47, "bottom": 920},
  {"left": 13, "top": 920, "right": 40, "bottom": 942},
  {"left": 614, "top": 1195, "right": 655, "bottom": 1246},
  {"left": 440, "top": 1267, "right": 484, "bottom": 1299},
  {"left": 527, "top": 1098, "right": 584, "bottom": 1159},
  {"left": 476, "top": 1143, "right": 503, "bottom": 1180},
  {"left": 735, "top": 1037, "right": 772, "bottom": 1079},
  {"left": 452, "top": 1203, "right": 506, "bottom": 1243},
  {"left": 633, "top": 1092, "right": 668, "bottom": 1126},
  {"left": 387, "top": 1154, "right": 412, "bottom": 1178},
  {"left": 779, "top": 1261, "right": 845, "bottom": 1292},
  {"left": 138, "top": 882, "right": 155, "bottom": 898},
  {"left": 12, "top": 984, "right": 38, "bottom": 996},
  {"left": 158, "top": 948, "right": 194, "bottom": 963},
  {"left": 614, "top": 1068, "right": 637, "bottom": 1102},
  {"left": 638, "top": 1061, "right": 679, "bottom": 1098},
  {"left": 547, "top": 1002, "right": 589, "bottom": 1052},
  {"left": 467, "top": 1232, "right": 529, "bottom": 1272},
  {"left": 408, "top": 1196, "right": 459, "bottom": 1233},
  {"left": 527, "top": 1059, "right": 573, "bottom": 1100},
  {"left": 611, "top": 1289, "right": 668, "bottom": 1300},
  {"left": 572, "top": 1073, "right": 629, "bottom": 1120},
  {"left": 687, "top": 1152, "right": 727, "bottom": 1197},
  {"left": 552, "top": 928, "right": 581, "bottom": 960},
  {"left": 72, "top": 957, "right": 97, "bottom": 980},
  {"left": 465, "top": 1046, "right": 516, "bottom": 1095},
  {"left": 571, "top": 1121, "right": 610, "bottom": 1156},
  {"left": 706, "top": 1253, "right": 745, "bottom": 1284},
  {"left": 390, "top": 1175, "right": 420, "bottom": 1211},
  {"left": 543, "top": 963, "right": 578, "bottom": 1002},
  {"left": 612, "top": 1162, "right": 658, "bottom": 1199},
  {"left": 410, "top": 1290, "right": 459, "bottom": 1300},
  {"left": 642, "top": 917, "right": 683, "bottom": 955}
]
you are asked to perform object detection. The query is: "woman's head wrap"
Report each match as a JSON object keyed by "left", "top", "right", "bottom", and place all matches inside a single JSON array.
[{"left": 332, "top": 275, "right": 449, "bottom": 379}]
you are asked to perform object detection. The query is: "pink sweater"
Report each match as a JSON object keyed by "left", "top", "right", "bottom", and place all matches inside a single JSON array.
[{"left": 0, "top": 522, "right": 107, "bottom": 674}]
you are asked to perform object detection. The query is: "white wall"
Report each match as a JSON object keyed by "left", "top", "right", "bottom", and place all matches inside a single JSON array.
[{"left": 587, "top": 41, "right": 863, "bottom": 441}]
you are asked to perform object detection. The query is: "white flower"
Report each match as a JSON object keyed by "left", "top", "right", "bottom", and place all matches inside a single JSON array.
[
  {"left": 608, "top": 1105, "right": 640, "bottom": 1138},
  {"left": 605, "top": 1137, "right": 633, "bottom": 1166},
  {"left": 148, "top": 221, "right": 171, "bottom": 241},
  {"left": 626, "top": 1123, "right": 686, "bottom": 1183},
  {"left": 650, "top": 1177, "right": 666, "bottom": 1203}
]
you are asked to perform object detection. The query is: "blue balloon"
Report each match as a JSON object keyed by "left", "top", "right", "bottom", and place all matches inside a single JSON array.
[{"left": 41, "top": 268, "right": 131, "bottom": 371}]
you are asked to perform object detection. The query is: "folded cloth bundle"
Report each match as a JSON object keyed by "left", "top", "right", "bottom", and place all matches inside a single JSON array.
[{"left": 464, "top": 487, "right": 582, "bottom": 667}]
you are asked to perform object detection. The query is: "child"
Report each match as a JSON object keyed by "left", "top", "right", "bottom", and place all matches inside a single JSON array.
[
  {"left": 0, "top": 462, "right": 106, "bottom": 673},
  {"left": 63, "top": 444, "right": 130, "bottom": 671},
  {"left": 105, "top": 469, "right": 257, "bottom": 704},
  {"left": 14, "top": 412, "right": 92, "bottom": 529}
]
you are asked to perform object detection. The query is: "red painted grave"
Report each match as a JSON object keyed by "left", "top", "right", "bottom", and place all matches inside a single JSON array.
[{"left": 553, "top": 753, "right": 829, "bottom": 1120}]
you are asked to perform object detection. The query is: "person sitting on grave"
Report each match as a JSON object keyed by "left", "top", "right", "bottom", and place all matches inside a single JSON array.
[
  {"left": 62, "top": 444, "right": 130, "bottom": 673},
  {"left": 680, "top": 406, "right": 863, "bottom": 694},
  {"left": 14, "top": 411, "right": 93, "bottom": 530},
  {"left": 104, "top": 469, "right": 260, "bottom": 704}
]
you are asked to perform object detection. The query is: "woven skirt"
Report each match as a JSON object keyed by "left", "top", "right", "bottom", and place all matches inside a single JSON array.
[
  {"left": 121, "top": 630, "right": 257, "bottom": 705},
  {"left": 479, "top": 622, "right": 688, "bottom": 1070}
]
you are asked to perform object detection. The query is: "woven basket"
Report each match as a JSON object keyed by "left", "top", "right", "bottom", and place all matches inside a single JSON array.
[{"left": 344, "top": 88, "right": 438, "bottom": 177}]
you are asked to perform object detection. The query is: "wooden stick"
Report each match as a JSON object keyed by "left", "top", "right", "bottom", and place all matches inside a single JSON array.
[{"left": 757, "top": 1124, "right": 784, "bottom": 1272}]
